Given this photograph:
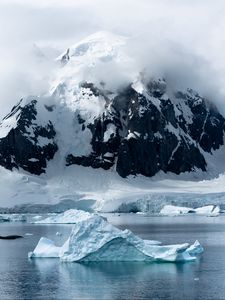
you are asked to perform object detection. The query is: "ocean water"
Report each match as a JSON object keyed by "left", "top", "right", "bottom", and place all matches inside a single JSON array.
[{"left": 0, "top": 214, "right": 225, "bottom": 299}]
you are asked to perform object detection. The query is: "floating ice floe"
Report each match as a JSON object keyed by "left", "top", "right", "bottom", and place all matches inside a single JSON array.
[
  {"left": 29, "top": 215, "right": 203, "bottom": 262},
  {"left": 33, "top": 209, "right": 92, "bottom": 224},
  {"left": 160, "top": 205, "right": 220, "bottom": 217}
]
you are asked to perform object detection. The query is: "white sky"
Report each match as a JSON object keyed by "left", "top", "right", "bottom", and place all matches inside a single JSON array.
[{"left": 0, "top": 0, "right": 225, "bottom": 116}]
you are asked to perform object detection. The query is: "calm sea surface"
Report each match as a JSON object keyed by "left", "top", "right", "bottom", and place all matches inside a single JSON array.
[{"left": 0, "top": 214, "right": 225, "bottom": 300}]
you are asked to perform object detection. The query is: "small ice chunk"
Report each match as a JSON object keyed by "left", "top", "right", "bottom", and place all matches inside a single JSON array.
[{"left": 56, "top": 232, "right": 62, "bottom": 236}]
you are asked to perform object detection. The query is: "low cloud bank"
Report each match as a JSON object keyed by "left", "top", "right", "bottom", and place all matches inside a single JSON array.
[{"left": 0, "top": 0, "right": 225, "bottom": 117}]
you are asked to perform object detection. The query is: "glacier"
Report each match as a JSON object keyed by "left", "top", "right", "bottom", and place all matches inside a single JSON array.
[
  {"left": 0, "top": 213, "right": 27, "bottom": 222},
  {"left": 1, "top": 164, "right": 225, "bottom": 213},
  {"left": 29, "top": 215, "right": 203, "bottom": 262}
]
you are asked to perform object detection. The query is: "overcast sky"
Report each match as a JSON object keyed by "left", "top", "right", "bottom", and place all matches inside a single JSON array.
[{"left": 0, "top": 0, "right": 225, "bottom": 117}]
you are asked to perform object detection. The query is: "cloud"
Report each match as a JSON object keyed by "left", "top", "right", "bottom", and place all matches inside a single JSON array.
[{"left": 0, "top": 0, "right": 225, "bottom": 117}]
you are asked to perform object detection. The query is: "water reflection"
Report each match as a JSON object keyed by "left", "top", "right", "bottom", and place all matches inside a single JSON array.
[{"left": 30, "top": 259, "right": 201, "bottom": 299}]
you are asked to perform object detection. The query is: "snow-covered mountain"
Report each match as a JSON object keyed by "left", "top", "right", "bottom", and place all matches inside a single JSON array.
[
  {"left": 1, "top": 31, "right": 225, "bottom": 213},
  {"left": 0, "top": 31, "right": 224, "bottom": 180}
]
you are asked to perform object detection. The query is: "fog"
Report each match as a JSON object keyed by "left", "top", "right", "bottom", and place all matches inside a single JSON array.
[{"left": 0, "top": 0, "right": 225, "bottom": 117}]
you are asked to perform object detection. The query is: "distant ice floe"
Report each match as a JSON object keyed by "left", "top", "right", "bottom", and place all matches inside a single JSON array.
[
  {"left": 28, "top": 215, "right": 203, "bottom": 262},
  {"left": 33, "top": 209, "right": 92, "bottom": 224},
  {"left": 160, "top": 205, "right": 221, "bottom": 217},
  {"left": 0, "top": 204, "right": 221, "bottom": 225}
]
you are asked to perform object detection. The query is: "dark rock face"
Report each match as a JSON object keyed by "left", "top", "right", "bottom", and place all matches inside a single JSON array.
[
  {"left": 114, "top": 85, "right": 207, "bottom": 177},
  {"left": 66, "top": 81, "right": 225, "bottom": 177},
  {"left": 0, "top": 79, "right": 224, "bottom": 178},
  {"left": 0, "top": 98, "right": 58, "bottom": 175}
]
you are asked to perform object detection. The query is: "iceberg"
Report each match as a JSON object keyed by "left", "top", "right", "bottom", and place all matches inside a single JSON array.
[
  {"left": 29, "top": 215, "right": 203, "bottom": 262},
  {"left": 33, "top": 209, "right": 91, "bottom": 224},
  {"left": 195, "top": 205, "right": 220, "bottom": 216},
  {"left": 160, "top": 205, "right": 221, "bottom": 216}
]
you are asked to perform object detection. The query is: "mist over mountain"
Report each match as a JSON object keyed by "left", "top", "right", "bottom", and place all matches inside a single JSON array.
[{"left": 1, "top": 0, "right": 225, "bottom": 118}]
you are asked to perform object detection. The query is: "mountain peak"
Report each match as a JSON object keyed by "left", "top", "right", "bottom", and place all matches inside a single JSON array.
[
  {"left": 52, "top": 31, "right": 130, "bottom": 96},
  {"left": 57, "top": 31, "right": 127, "bottom": 64}
]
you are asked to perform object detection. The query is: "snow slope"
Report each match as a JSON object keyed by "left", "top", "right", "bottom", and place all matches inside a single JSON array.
[{"left": 1, "top": 164, "right": 225, "bottom": 213}]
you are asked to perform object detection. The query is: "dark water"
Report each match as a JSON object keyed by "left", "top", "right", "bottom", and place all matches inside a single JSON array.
[{"left": 0, "top": 215, "right": 225, "bottom": 300}]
